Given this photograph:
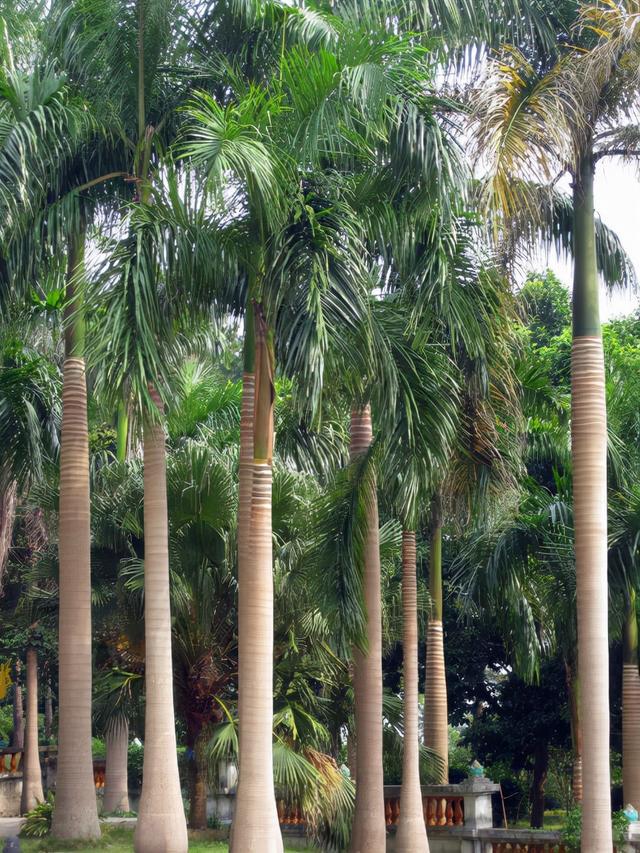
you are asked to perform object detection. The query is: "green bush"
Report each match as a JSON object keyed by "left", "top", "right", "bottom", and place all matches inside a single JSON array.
[
  {"left": 612, "top": 809, "right": 631, "bottom": 847},
  {"left": 561, "top": 805, "right": 630, "bottom": 851},
  {"left": 0, "top": 704, "right": 13, "bottom": 744},
  {"left": 382, "top": 740, "right": 402, "bottom": 784},
  {"left": 128, "top": 741, "right": 144, "bottom": 790},
  {"left": 448, "top": 728, "right": 473, "bottom": 783},
  {"left": 21, "top": 793, "right": 54, "bottom": 838},
  {"left": 561, "top": 806, "right": 581, "bottom": 852}
]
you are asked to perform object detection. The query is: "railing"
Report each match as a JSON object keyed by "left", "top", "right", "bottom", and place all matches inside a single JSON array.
[
  {"left": 425, "top": 795, "right": 465, "bottom": 827},
  {"left": 478, "top": 830, "right": 566, "bottom": 852},
  {"left": 35, "top": 750, "right": 106, "bottom": 789},
  {"left": 93, "top": 759, "right": 106, "bottom": 789},
  {"left": 384, "top": 793, "right": 465, "bottom": 827},
  {"left": 491, "top": 845, "right": 566, "bottom": 852},
  {"left": 276, "top": 801, "right": 305, "bottom": 826},
  {"left": 0, "top": 748, "right": 22, "bottom": 774}
]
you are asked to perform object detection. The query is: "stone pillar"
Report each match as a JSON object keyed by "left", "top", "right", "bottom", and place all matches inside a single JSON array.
[
  {"left": 457, "top": 776, "right": 499, "bottom": 830},
  {"left": 624, "top": 820, "right": 640, "bottom": 852}
]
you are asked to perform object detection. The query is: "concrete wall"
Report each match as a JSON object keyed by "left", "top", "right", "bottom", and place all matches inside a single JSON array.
[
  {"left": 0, "top": 775, "right": 22, "bottom": 817},
  {"left": 387, "top": 831, "right": 459, "bottom": 853}
]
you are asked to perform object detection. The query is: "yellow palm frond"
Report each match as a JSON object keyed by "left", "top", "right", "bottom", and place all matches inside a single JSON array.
[
  {"left": 0, "top": 661, "right": 13, "bottom": 700},
  {"left": 470, "top": 46, "right": 586, "bottom": 226}
]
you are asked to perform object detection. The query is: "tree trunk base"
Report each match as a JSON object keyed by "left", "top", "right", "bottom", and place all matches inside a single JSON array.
[
  {"left": 229, "top": 796, "right": 283, "bottom": 853},
  {"left": 395, "top": 814, "right": 430, "bottom": 853}
]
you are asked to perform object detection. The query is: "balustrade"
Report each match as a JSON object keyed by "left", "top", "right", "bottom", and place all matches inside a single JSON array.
[
  {"left": 0, "top": 749, "right": 22, "bottom": 774},
  {"left": 93, "top": 759, "right": 106, "bottom": 788},
  {"left": 383, "top": 793, "right": 464, "bottom": 827},
  {"left": 491, "top": 845, "right": 566, "bottom": 853},
  {"left": 277, "top": 800, "right": 304, "bottom": 826}
]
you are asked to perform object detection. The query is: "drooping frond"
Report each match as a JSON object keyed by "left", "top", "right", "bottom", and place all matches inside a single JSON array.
[
  {"left": 500, "top": 182, "right": 636, "bottom": 289},
  {"left": 470, "top": 46, "right": 585, "bottom": 221}
]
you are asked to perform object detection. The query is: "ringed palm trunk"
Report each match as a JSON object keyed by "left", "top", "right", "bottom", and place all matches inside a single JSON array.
[
  {"left": 20, "top": 647, "right": 44, "bottom": 814},
  {"left": 134, "top": 387, "right": 188, "bottom": 853},
  {"left": 349, "top": 406, "right": 386, "bottom": 853},
  {"left": 564, "top": 659, "right": 583, "bottom": 804},
  {"left": 103, "top": 718, "right": 130, "bottom": 814},
  {"left": 231, "top": 307, "right": 283, "bottom": 853},
  {"left": 623, "top": 589, "right": 640, "bottom": 808},
  {"left": 424, "top": 496, "right": 448, "bottom": 783},
  {"left": 11, "top": 660, "right": 23, "bottom": 750},
  {"left": 44, "top": 681, "right": 53, "bottom": 742},
  {"left": 395, "top": 530, "right": 429, "bottom": 853},
  {"left": 51, "top": 230, "right": 101, "bottom": 840},
  {"left": 571, "top": 147, "right": 612, "bottom": 852}
]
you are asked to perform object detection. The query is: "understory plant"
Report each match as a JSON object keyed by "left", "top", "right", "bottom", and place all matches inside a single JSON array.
[
  {"left": 21, "top": 793, "right": 54, "bottom": 838},
  {"left": 562, "top": 806, "right": 630, "bottom": 851}
]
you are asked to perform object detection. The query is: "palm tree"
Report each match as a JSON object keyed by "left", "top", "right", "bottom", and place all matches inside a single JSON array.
[
  {"left": 134, "top": 387, "right": 188, "bottom": 852},
  {"left": 103, "top": 717, "right": 130, "bottom": 815},
  {"left": 622, "top": 588, "right": 640, "bottom": 810},
  {"left": 45, "top": 1, "right": 253, "bottom": 843},
  {"left": 11, "top": 660, "right": 24, "bottom": 750},
  {"left": 0, "top": 333, "right": 58, "bottom": 812},
  {"left": 347, "top": 405, "right": 385, "bottom": 853},
  {"left": 609, "top": 483, "right": 640, "bottom": 810},
  {"left": 0, "top": 21, "right": 119, "bottom": 835},
  {"left": 20, "top": 645, "right": 44, "bottom": 814},
  {"left": 179, "top": 69, "right": 371, "bottom": 852},
  {"left": 470, "top": 6, "right": 640, "bottom": 842},
  {"left": 424, "top": 493, "right": 448, "bottom": 784},
  {"left": 54, "top": 235, "right": 106, "bottom": 840}
]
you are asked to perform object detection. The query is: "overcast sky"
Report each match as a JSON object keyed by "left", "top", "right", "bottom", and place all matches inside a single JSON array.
[{"left": 531, "top": 158, "right": 640, "bottom": 322}]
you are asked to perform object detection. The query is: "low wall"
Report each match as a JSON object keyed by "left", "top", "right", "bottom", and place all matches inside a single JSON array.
[{"left": 0, "top": 775, "right": 22, "bottom": 817}]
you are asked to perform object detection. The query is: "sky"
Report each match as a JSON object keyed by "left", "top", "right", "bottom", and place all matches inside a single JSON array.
[{"left": 532, "top": 158, "right": 640, "bottom": 322}]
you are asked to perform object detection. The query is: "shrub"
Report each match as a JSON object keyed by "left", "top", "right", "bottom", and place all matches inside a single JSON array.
[
  {"left": 21, "top": 793, "right": 54, "bottom": 838},
  {"left": 91, "top": 737, "right": 106, "bottom": 759},
  {"left": 612, "top": 809, "right": 631, "bottom": 848},
  {"left": 561, "top": 805, "right": 630, "bottom": 851},
  {"left": 0, "top": 705, "right": 13, "bottom": 744},
  {"left": 128, "top": 741, "right": 144, "bottom": 790},
  {"left": 561, "top": 806, "right": 581, "bottom": 852}
]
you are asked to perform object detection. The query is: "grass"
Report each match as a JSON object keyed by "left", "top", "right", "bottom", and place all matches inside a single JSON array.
[
  {"left": 18, "top": 826, "right": 318, "bottom": 852},
  {"left": 513, "top": 810, "right": 567, "bottom": 830}
]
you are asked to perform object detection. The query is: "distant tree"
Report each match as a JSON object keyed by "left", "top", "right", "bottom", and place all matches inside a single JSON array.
[
  {"left": 519, "top": 271, "right": 571, "bottom": 348},
  {"left": 465, "top": 658, "right": 571, "bottom": 827}
]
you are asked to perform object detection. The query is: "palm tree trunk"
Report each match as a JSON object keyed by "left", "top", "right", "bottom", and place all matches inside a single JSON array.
[
  {"left": 11, "top": 660, "right": 23, "bottom": 750},
  {"left": 51, "top": 229, "right": 101, "bottom": 841},
  {"left": 395, "top": 530, "right": 429, "bottom": 853},
  {"left": 116, "top": 401, "right": 129, "bottom": 463},
  {"left": 188, "top": 739, "right": 208, "bottom": 831},
  {"left": 44, "top": 681, "right": 53, "bottom": 742},
  {"left": 349, "top": 405, "right": 386, "bottom": 853},
  {"left": 623, "top": 589, "right": 640, "bottom": 809},
  {"left": 0, "top": 480, "right": 16, "bottom": 593},
  {"left": 424, "top": 496, "right": 448, "bottom": 783},
  {"left": 347, "top": 721, "right": 357, "bottom": 780},
  {"left": 571, "top": 148, "right": 612, "bottom": 852},
  {"left": 565, "top": 659, "right": 583, "bottom": 804},
  {"left": 20, "top": 647, "right": 44, "bottom": 814},
  {"left": 237, "top": 306, "right": 255, "bottom": 727},
  {"left": 134, "top": 387, "right": 188, "bottom": 853},
  {"left": 529, "top": 739, "right": 548, "bottom": 829},
  {"left": 103, "top": 718, "right": 130, "bottom": 814},
  {"left": 231, "top": 308, "right": 283, "bottom": 853}
]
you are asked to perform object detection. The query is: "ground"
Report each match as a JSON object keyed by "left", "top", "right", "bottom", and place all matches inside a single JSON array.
[
  {"left": 514, "top": 811, "right": 566, "bottom": 830},
  {"left": 1, "top": 824, "right": 318, "bottom": 852}
]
